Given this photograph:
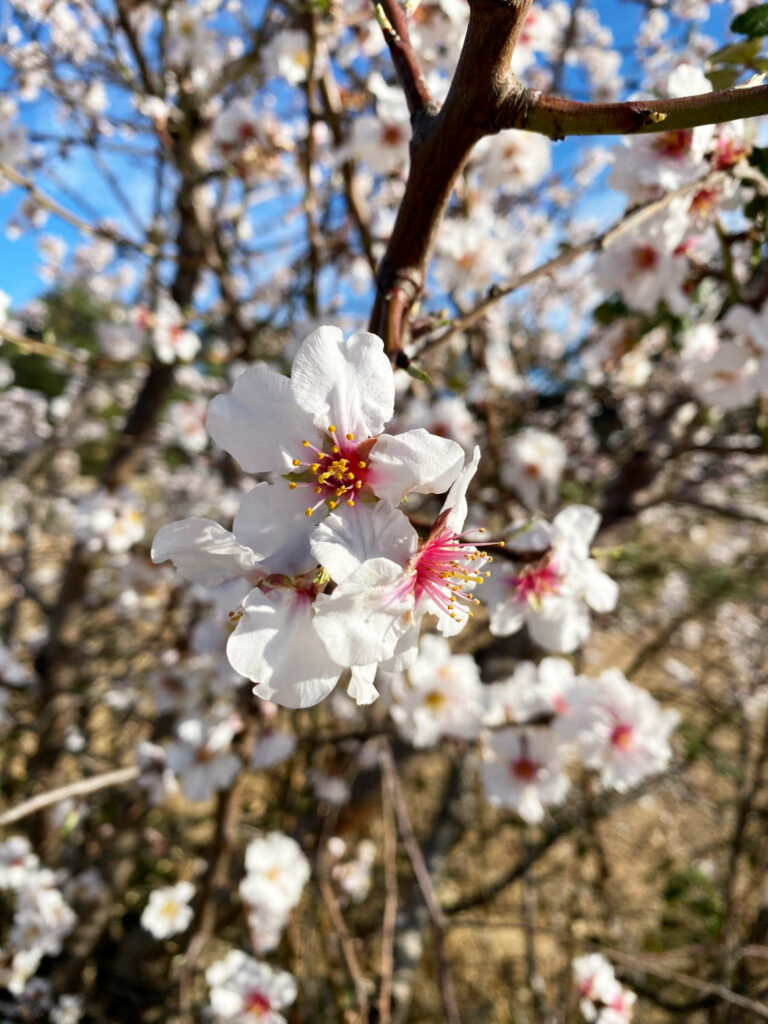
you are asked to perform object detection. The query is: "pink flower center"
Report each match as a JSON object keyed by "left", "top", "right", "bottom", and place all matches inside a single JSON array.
[
  {"left": 509, "top": 561, "right": 561, "bottom": 605},
  {"left": 689, "top": 187, "right": 718, "bottom": 219},
  {"left": 243, "top": 989, "right": 271, "bottom": 1015},
  {"left": 381, "top": 123, "right": 404, "bottom": 147},
  {"left": 510, "top": 756, "right": 539, "bottom": 782},
  {"left": 610, "top": 722, "right": 634, "bottom": 750},
  {"left": 404, "top": 518, "right": 491, "bottom": 623},
  {"left": 713, "top": 135, "right": 749, "bottom": 170},
  {"left": 633, "top": 245, "right": 659, "bottom": 271},
  {"left": 653, "top": 128, "right": 693, "bottom": 160},
  {"left": 288, "top": 426, "right": 375, "bottom": 517}
]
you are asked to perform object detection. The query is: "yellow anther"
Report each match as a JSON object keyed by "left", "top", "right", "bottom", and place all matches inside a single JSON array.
[
  {"left": 314, "top": 486, "right": 323, "bottom": 494},
  {"left": 302, "top": 440, "right": 310, "bottom": 447},
  {"left": 311, "top": 463, "right": 320, "bottom": 473},
  {"left": 358, "top": 461, "right": 366, "bottom": 469},
  {"left": 292, "top": 459, "right": 300, "bottom": 466},
  {"left": 347, "top": 472, "right": 355, "bottom": 480},
  {"left": 328, "top": 425, "right": 336, "bottom": 433},
  {"left": 473, "top": 598, "right": 481, "bottom": 605},
  {"left": 355, "top": 480, "right": 362, "bottom": 489},
  {"left": 289, "top": 482, "right": 297, "bottom": 490},
  {"left": 329, "top": 500, "right": 337, "bottom": 509},
  {"left": 332, "top": 446, "right": 339, "bottom": 454},
  {"left": 347, "top": 499, "right": 355, "bottom": 507},
  {"left": 498, "top": 541, "right": 505, "bottom": 547},
  {"left": 345, "top": 432, "right": 354, "bottom": 441},
  {"left": 305, "top": 508, "right": 313, "bottom": 517}
]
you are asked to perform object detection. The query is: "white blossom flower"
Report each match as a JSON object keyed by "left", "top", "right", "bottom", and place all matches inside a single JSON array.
[
  {"left": 481, "top": 727, "right": 570, "bottom": 824},
  {"left": 206, "top": 951, "right": 297, "bottom": 1023},
  {"left": 485, "top": 506, "right": 618, "bottom": 653},
  {"left": 240, "top": 832, "right": 310, "bottom": 916},
  {"left": 313, "top": 448, "right": 491, "bottom": 671},
  {"left": 140, "top": 881, "right": 195, "bottom": 939},
  {"left": 573, "top": 953, "right": 636, "bottom": 1022},
  {"left": 569, "top": 669, "right": 679, "bottom": 791},
  {"left": 166, "top": 716, "right": 241, "bottom": 802},
  {"left": 389, "top": 633, "right": 484, "bottom": 747},
  {"left": 502, "top": 429, "right": 566, "bottom": 509}
]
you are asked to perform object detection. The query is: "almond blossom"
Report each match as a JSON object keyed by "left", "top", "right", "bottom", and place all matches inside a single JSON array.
[
  {"left": 312, "top": 448, "right": 492, "bottom": 672},
  {"left": 481, "top": 726, "right": 570, "bottom": 824},
  {"left": 484, "top": 506, "right": 618, "bottom": 653},
  {"left": 569, "top": 669, "right": 679, "bottom": 791},
  {"left": 140, "top": 881, "right": 195, "bottom": 940},
  {"left": 388, "top": 633, "right": 484, "bottom": 748},
  {"left": 573, "top": 953, "right": 636, "bottom": 1023},
  {"left": 206, "top": 951, "right": 297, "bottom": 1024}
]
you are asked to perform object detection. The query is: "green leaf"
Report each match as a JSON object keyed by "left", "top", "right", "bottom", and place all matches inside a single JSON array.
[
  {"left": 731, "top": 4, "right": 768, "bottom": 38},
  {"left": 706, "top": 67, "right": 742, "bottom": 91},
  {"left": 406, "top": 363, "right": 431, "bottom": 384},
  {"left": 709, "top": 37, "right": 763, "bottom": 66}
]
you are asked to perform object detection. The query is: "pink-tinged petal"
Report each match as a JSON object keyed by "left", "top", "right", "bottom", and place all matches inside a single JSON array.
[
  {"left": 368, "top": 429, "right": 465, "bottom": 504},
  {"left": 290, "top": 327, "right": 394, "bottom": 437},
  {"left": 440, "top": 445, "right": 481, "bottom": 533},
  {"left": 206, "top": 363, "right": 315, "bottom": 474},
  {"left": 227, "top": 587, "right": 340, "bottom": 708},
  {"left": 151, "top": 518, "right": 256, "bottom": 586},
  {"left": 312, "top": 558, "right": 413, "bottom": 667},
  {"left": 347, "top": 663, "right": 379, "bottom": 705},
  {"left": 310, "top": 503, "right": 416, "bottom": 583},
  {"left": 233, "top": 482, "right": 318, "bottom": 576}
]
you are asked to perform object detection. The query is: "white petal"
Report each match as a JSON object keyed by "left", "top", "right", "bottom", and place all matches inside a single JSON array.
[
  {"left": 368, "top": 429, "right": 465, "bottom": 504},
  {"left": 310, "top": 503, "right": 416, "bottom": 583},
  {"left": 290, "top": 326, "right": 394, "bottom": 437},
  {"left": 233, "top": 481, "right": 320, "bottom": 576},
  {"left": 582, "top": 561, "right": 619, "bottom": 613},
  {"left": 151, "top": 518, "right": 256, "bottom": 586},
  {"left": 227, "top": 587, "right": 341, "bottom": 709},
  {"left": 206, "top": 363, "right": 315, "bottom": 474},
  {"left": 527, "top": 604, "right": 590, "bottom": 654},
  {"left": 347, "top": 663, "right": 379, "bottom": 705},
  {"left": 488, "top": 601, "right": 526, "bottom": 638},
  {"left": 441, "top": 445, "right": 481, "bottom": 533},
  {"left": 552, "top": 505, "right": 601, "bottom": 559},
  {"left": 312, "top": 557, "right": 413, "bottom": 666}
]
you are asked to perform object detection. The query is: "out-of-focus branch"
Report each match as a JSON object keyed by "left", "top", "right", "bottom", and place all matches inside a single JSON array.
[
  {"left": 378, "top": 742, "right": 399, "bottom": 1024},
  {"left": 412, "top": 170, "right": 727, "bottom": 358},
  {"left": 0, "top": 162, "right": 156, "bottom": 256},
  {"left": 0, "top": 766, "right": 140, "bottom": 827},
  {"left": 381, "top": 741, "right": 460, "bottom": 1024}
]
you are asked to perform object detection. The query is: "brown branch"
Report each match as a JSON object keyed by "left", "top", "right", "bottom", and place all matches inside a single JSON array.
[
  {"left": 378, "top": 742, "right": 399, "bottom": 1024},
  {"left": 0, "top": 766, "right": 140, "bottom": 827},
  {"left": 317, "top": 870, "right": 371, "bottom": 1020},
  {"left": 373, "top": 0, "right": 433, "bottom": 120},
  {"left": 381, "top": 741, "right": 461, "bottom": 1024},
  {"left": 508, "top": 83, "right": 768, "bottom": 140},
  {"left": 370, "top": 0, "right": 534, "bottom": 354}
]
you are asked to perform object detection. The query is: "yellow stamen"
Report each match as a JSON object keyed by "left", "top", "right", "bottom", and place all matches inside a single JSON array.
[
  {"left": 305, "top": 508, "right": 313, "bottom": 517},
  {"left": 289, "top": 482, "right": 297, "bottom": 490},
  {"left": 345, "top": 432, "right": 354, "bottom": 441},
  {"left": 328, "top": 425, "right": 336, "bottom": 433},
  {"left": 292, "top": 459, "right": 300, "bottom": 466}
]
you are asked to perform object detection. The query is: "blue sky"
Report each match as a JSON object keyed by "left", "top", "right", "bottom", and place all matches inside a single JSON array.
[{"left": 0, "top": 0, "right": 744, "bottom": 309}]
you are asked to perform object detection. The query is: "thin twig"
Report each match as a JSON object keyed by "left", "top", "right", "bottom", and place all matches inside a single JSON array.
[
  {"left": 0, "top": 766, "right": 140, "bottom": 827},
  {"left": 381, "top": 741, "right": 461, "bottom": 1024},
  {"left": 378, "top": 741, "right": 399, "bottom": 1024},
  {"left": 317, "top": 870, "right": 371, "bottom": 1021}
]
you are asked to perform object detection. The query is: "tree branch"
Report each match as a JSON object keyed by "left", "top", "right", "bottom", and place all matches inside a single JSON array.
[
  {"left": 506, "top": 83, "right": 768, "bottom": 139},
  {"left": 373, "top": 0, "right": 434, "bottom": 120}
]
